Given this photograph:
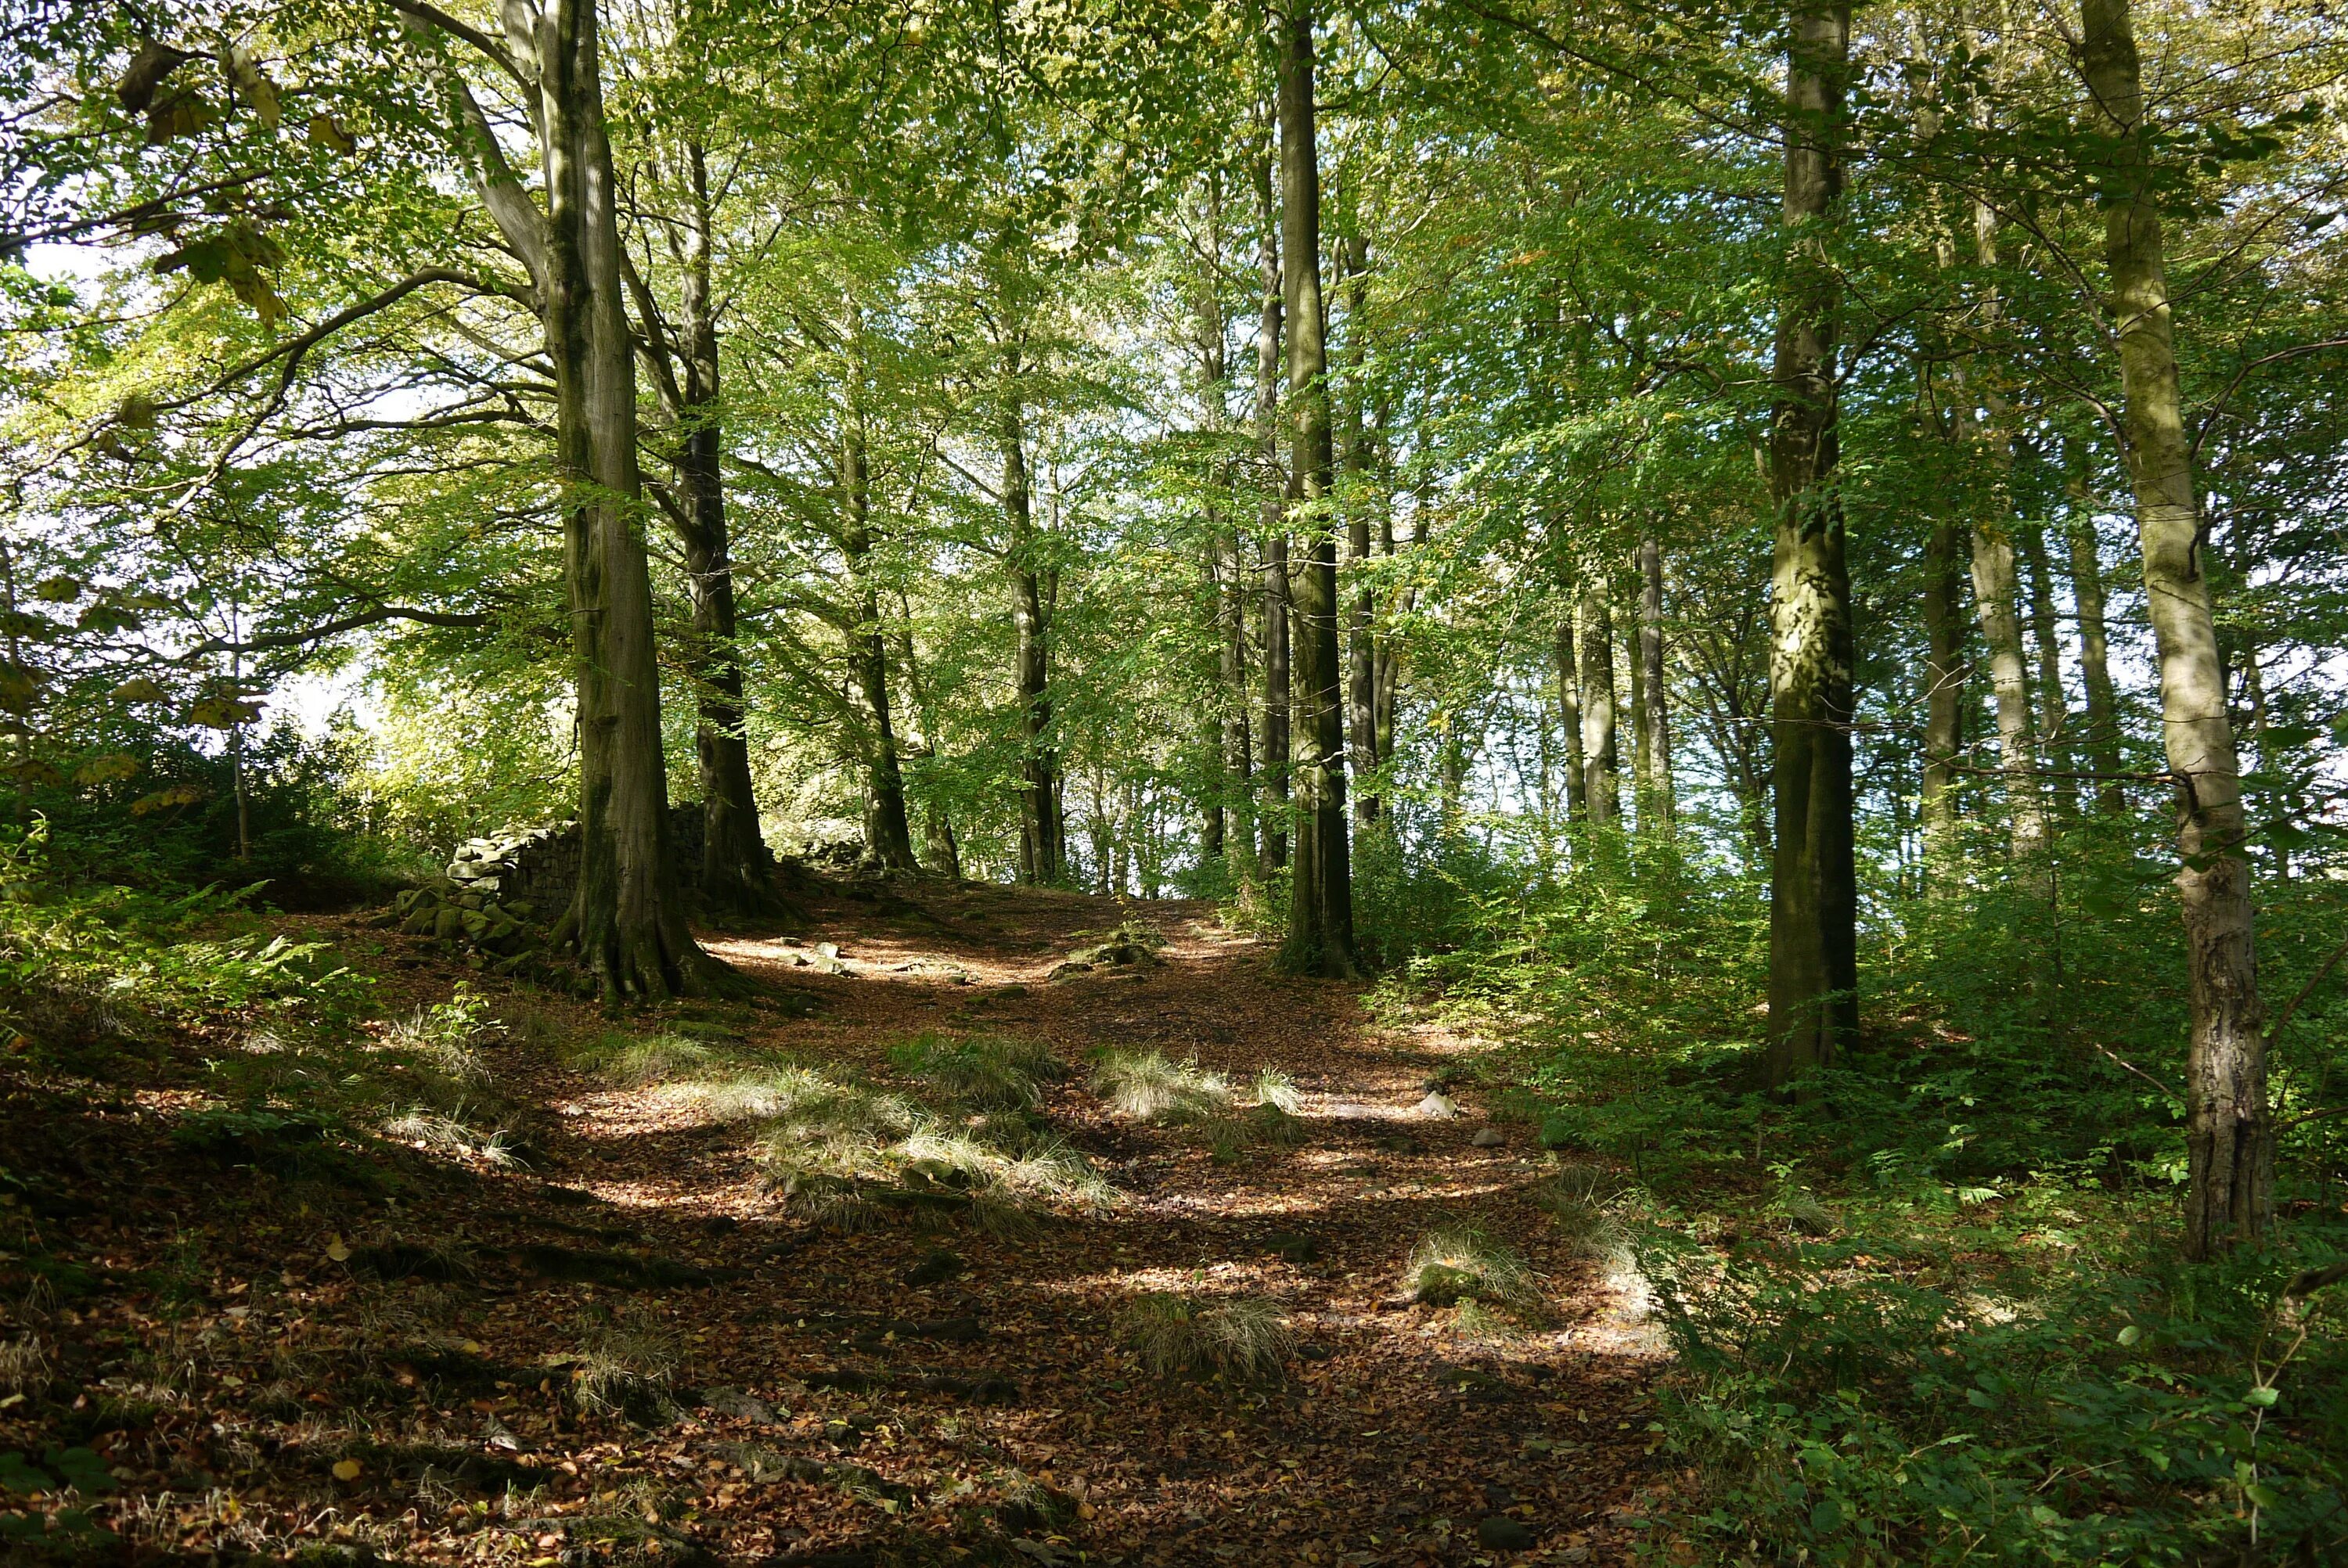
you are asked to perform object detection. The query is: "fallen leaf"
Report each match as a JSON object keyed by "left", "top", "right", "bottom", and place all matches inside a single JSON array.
[{"left": 332, "top": 1458, "right": 362, "bottom": 1482}]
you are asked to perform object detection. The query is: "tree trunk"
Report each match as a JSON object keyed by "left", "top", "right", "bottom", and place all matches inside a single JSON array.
[
  {"left": 2083, "top": 0, "right": 2270, "bottom": 1258},
  {"left": 841, "top": 412, "right": 918, "bottom": 875},
  {"left": 1254, "top": 139, "right": 1291, "bottom": 873},
  {"left": 2020, "top": 523, "right": 2078, "bottom": 819},
  {"left": 1921, "top": 517, "right": 1966, "bottom": 871},
  {"left": 2066, "top": 504, "right": 2125, "bottom": 812},
  {"left": 1221, "top": 528, "right": 1255, "bottom": 875},
  {"left": 1339, "top": 234, "right": 1381, "bottom": 825},
  {"left": 534, "top": 0, "right": 712, "bottom": 1000},
  {"left": 1766, "top": 0, "right": 1858, "bottom": 1085},
  {"left": 1971, "top": 520, "right": 2047, "bottom": 861},
  {"left": 1554, "top": 582, "right": 1586, "bottom": 821},
  {"left": 1194, "top": 210, "right": 1236, "bottom": 872},
  {"left": 1637, "top": 533, "right": 1673, "bottom": 832},
  {"left": 1578, "top": 571, "right": 1620, "bottom": 826},
  {"left": 1276, "top": 0, "right": 1358, "bottom": 978},
  {"left": 1002, "top": 345, "right": 1062, "bottom": 885},
  {"left": 656, "top": 144, "right": 775, "bottom": 917}
]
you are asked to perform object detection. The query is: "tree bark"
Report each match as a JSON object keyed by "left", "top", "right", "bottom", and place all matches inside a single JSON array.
[
  {"left": 521, "top": 0, "right": 714, "bottom": 999},
  {"left": 1554, "top": 576, "right": 1586, "bottom": 821},
  {"left": 2083, "top": 0, "right": 2270, "bottom": 1258},
  {"left": 1254, "top": 137, "right": 1291, "bottom": 874},
  {"left": 841, "top": 405, "right": 917, "bottom": 875},
  {"left": 2065, "top": 498, "right": 2126, "bottom": 812},
  {"left": 1578, "top": 570, "right": 1620, "bottom": 826},
  {"left": 1971, "top": 518, "right": 2047, "bottom": 861},
  {"left": 1766, "top": 0, "right": 1859, "bottom": 1086},
  {"left": 1221, "top": 529, "right": 1255, "bottom": 874},
  {"left": 1339, "top": 233, "right": 1381, "bottom": 824},
  {"left": 646, "top": 144, "right": 776, "bottom": 917},
  {"left": 1276, "top": 0, "right": 1358, "bottom": 977},
  {"left": 1921, "top": 517, "right": 1967, "bottom": 871},
  {"left": 1637, "top": 533, "right": 1673, "bottom": 832},
  {"left": 1001, "top": 340, "right": 1062, "bottom": 885},
  {"left": 2020, "top": 523, "right": 2079, "bottom": 818}
]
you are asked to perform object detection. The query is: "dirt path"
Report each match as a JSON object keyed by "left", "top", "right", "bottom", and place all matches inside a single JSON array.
[
  {"left": 530, "top": 880, "right": 1665, "bottom": 1565},
  {"left": 2, "top": 879, "right": 1663, "bottom": 1566}
]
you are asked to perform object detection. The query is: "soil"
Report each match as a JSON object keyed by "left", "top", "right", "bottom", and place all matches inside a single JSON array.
[{"left": 0, "top": 876, "right": 1665, "bottom": 1565}]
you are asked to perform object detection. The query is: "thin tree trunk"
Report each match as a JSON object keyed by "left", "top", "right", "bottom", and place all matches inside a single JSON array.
[
  {"left": 841, "top": 411, "right": 917, "bottom": 875},
  {"left": 1001, "top": 341, "right": 1062, "bottom": 885},
  {"left": 1194, "top": 200, "right": 1234, "bottom": 872},
  {"left": 1254, "top": 138, "right": 1291, "bottom": 873},
  {"left": 657, "top": 145, "right": 775, "bottom": 915},
  {"left": 1637, "top": 533, "right": 1673, "bottom": 832},
  {"left": 2020, "top": 523, "right": 2078, "bottom": 819},
  {"left": 1339, "top": 234, "right": 1381, "bottom": 825},
  {"left": 1276, "top": 0, "right": 1357, "bottom": 978},
  {"left": 1921, "top": 517, "right": 1966, "bottom": 871},
  {"left": 1554, "top": 580, "right": 1586, "bottom": 821},
  {"left": 1578, "top": 571, "right": 1620, "bottom": 826},
  {"left": 1222, "top": 528, "right": 1255, "bottom": 875},
  {"left": 2083, "top": 0, "right": 2270, "bottom": 1258},
  {"left": 2065, "top": 498, "right": 2125, "bottom": 811},
  {"left": 1766, "top": 0, "right": 1859, "bottom": 1085},
  {"left": 1972, "top": 520, "right": 2047, "bottom": 861}
]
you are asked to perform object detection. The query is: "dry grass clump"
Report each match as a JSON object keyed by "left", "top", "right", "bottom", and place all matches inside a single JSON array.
[
  {"left": 571, "top": 1303, "right": 679, "bottom": 1421},
  {"left": 889, "top": 1031, "right": 1067, "bottom": 1109},
  {"left": 1091, "top": 1047, "right": 1233, "bottom": 1122},
  {"left": 380, "top": 1107, "right": 525, "bottom": 1167},
  {"left": 0, "top": 1336, "right": 50, "bottom": 1396},
  {"left": 1118, "top": 1292, "right": 1291, "bottom": 1382},
  {"left": 1406, "top": 1226, "right": 1538, "bottom": 1308},
  {"left": 1529, "top": 1163, "right": 1633, "bottom": 1262}
]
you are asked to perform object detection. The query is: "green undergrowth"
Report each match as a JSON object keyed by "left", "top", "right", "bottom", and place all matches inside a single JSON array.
[{"left": 1352, "top": 824, "right": 2348, "bottom": 1564}]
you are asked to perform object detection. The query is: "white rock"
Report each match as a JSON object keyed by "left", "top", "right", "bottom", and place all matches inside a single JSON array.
[
  {"left": 1471, "top": 1127, "right": 1504, "bottom": 1147},
  {"left": 1416, "top": 1091, "right": 1460, "bottom": 1119}
]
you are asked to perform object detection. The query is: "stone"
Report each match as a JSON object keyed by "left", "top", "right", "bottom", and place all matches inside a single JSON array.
[
  {"left": 431, "top": 906, "right": 464, "bottom": 941},
  {"left": 1416, "top": 1091, "right": 1460, "bottom": 1119},
  {"left": 1476, "top": 1516, "right": 1535, "bottom": 1551},
  {"left": 1264, "top": 1230, "right": 1322, "bottom": 1264},
  {"left": 816, "top": 941, "right": 843, "bottom": 959},
  {"left": 902, "top": 1247, "right": 966, "bottom": 1286},
  {"left": 1472, "top": 1127, "right": 1505, "bottom": 1147}
]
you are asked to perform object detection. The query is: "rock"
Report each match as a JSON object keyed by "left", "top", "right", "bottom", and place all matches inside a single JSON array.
[
  {"left": 1472, "top": 1127, "right": 1505, "bottom": 1147},
  {"left": 992, "top": 984, "right": 1029, "bottom": 999},
  {"left": 1264, "top": 1230, "right": 1323, "bottom": 1264},
  {"left": 902, "top": 1247, "right": 966, "bottom": 1287},
  {"left": 1416, "top": 1091, "right": 1460, "bottom": 1119},
  {"left": 431, "top": 906, "right": 464, "bottom": 941},
  {"left": 816, "top": 941, "right": 843, "bottom": 960},
  {"left": 1477, "top": 1516, "right": 1536, "bottom": 1551},
  {"left": 1046, "top": 961, "right": 1093, "bottom": 981}
]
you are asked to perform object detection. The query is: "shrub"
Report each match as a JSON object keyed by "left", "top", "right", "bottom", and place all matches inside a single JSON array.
[
  {"left": 1405, "top": 1227, "right": 1537, "bottom": 1309},
  {"left": 1090, "top": 1047, "right": 1231, "bottom": 1122},
  {"left": 889, "top": 1031, "right": 1065, "bottom": 1109}
]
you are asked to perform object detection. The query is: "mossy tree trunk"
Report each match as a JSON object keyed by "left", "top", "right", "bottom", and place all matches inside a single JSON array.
[
  {"left": 1276, "top": 0, "right": 1359, "bottom": 978},
  {"left": 1765, "top": 0, "right": 1859, "bottom": 1085},
  {"left": 2083, "top": 0, "right": 2271, "bottom": 1258}
]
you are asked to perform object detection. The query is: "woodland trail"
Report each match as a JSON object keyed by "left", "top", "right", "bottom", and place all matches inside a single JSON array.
[
  {"left": 508, "top": 878, "right": 1668, "bottom": 1564},
  {"left": 2, "top": 878, "right": 1666, "bottom": 1566}
]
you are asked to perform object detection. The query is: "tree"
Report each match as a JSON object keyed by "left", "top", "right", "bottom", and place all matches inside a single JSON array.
[
  {"left": 1765, "top": 0, "right": 1859, "bottom": 1085},
  {"left": 399, "top": 0, "right": 722, "bottom": 1001},
  {"left": 2080, "top": 0, "right": 2270, "bottom": 1257},
  {"left": 1275, "top": 0, "right": 1358, "bottom": 979}
]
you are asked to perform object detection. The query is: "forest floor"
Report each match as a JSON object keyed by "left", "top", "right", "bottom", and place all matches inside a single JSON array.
[{"left": 2, "top": 875, "right": 1668, "bottom": 1566}]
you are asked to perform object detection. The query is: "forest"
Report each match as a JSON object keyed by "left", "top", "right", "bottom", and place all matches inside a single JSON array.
[{"left": 2, "top": 0, "right": 2346, "bottom": 1563}]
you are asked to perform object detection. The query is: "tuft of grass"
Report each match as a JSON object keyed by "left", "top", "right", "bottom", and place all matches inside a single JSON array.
[
  {"left": 889, "top": 1032, "right": 1066, "bottom": 1109},
  {"left": 380, "top": 1106, "right": 526, "bottom": 1167},
  {"left": 0, "top": 1336, "right": 50, "bottom": 1396},
  {"left": 571, "top": 1303, "right": 678, "bottom": 1422},
  {"left": 1406, "top": 1226, "right": 1538, "bottom": 1308},
  {"left": 1251, "top": 1068, "right": 1301, "bottom": 1114},
  {"left": 1118, "top": 1292, "right": 1291, "bottom": 1381},
  {"left": 1529, "top": 1163, "right": 1632, "bottom": 1262},
  {"left": 1091, "top": 1047, "right": 1231, "bottom": 1123}
]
